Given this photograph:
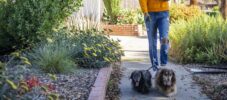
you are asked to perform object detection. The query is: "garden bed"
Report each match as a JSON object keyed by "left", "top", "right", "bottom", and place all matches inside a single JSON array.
[{"left": 1, "top": 62, "right": 99, "bottom": 100}]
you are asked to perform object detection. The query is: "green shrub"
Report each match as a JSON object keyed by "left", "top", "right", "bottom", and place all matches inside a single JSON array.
[
  {"left": 116, "top": 9, "right": 144, "bottom": 25},
  {"left": 0, "top": 0, "right": 82, "bottom": 54},
  {"left": 169, "top": 15, "right": 227, "bottom": 64},
  {"left": 103, "top": 9, "right": 144, "bottom": 25},
  {"left": 71, "top": 29, "right": 124, "bottom": 68},
  {"left": 170, "top": 4, "right": 203, "bottom": 23},
  {"left": 28, "top": 31, "right": 77, "bottom": 73}
]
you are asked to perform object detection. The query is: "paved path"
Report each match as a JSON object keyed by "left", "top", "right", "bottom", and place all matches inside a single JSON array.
[{"left": 110, "top": 36, "right": 210, "bottom": 100}]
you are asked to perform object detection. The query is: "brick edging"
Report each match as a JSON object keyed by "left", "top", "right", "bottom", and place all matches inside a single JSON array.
[
  {"left": 102, "top": 24, "right": 143, "bottom": 36},
  {"left": 88, "top": 65, "right": 112, "bottom": 100}
]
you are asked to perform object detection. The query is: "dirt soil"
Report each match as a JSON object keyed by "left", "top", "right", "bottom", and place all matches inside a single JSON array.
[
  {"left": 185, "top": 64, "right": 227, "bottom": 100},
  {"left": 105, "top": 62, "right": 122, "bottom": 100}
]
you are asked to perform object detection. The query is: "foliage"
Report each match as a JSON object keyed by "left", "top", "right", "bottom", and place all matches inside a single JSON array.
[
  {"left": 28, "top": 31, "right": 77, "bottom": 74},
  {"left": 116, "top": 9, "right": 144, "bottom": 25},
  {"left": 0, "top": 53, "right": 45, "bottom": 99},
  {"left": 0, "top": 61, "right": 5, "bottom": 90},
  {"left": 103, "top": 0, "right": 121, "bottom": 24},
  {"left": 169, "top": 15, "right": 227, "bottom": 64},
  {"left": 0, "top": 0, "right": 82, "bottom": 54},
  {"left": 170, "top": 4, "right": 203, "bottom": 23},
  {"left": 71, "top": 29, "right": 124, "bottom": 68},
  {"left": 65, "top": 15, "right": 123, "bottom": 68},
  {"left": 204, "top": 6, "right": 220, "bottom": 17},
  {"left": 103, "top": 9, "right": 144, "bottom": 25}
]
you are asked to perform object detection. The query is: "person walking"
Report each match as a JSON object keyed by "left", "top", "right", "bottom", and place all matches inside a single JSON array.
[{"left": 139, "top": 0, "right": 170, "bottom": 72}]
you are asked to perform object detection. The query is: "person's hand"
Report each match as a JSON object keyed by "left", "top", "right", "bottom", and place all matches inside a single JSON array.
[
  {"left": 144, "top": 13, "right": 151, "bottom": 22},
  {"left": 144, "top": 13, "right": 149, "bottom": 17}
]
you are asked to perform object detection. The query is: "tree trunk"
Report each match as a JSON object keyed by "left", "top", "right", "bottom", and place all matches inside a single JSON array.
[
  {"left": 220, "top": 0, "right": 227, "bottom": 20},
  {"left": 190, "top": 0, "right": 198, "bottom": 5}
]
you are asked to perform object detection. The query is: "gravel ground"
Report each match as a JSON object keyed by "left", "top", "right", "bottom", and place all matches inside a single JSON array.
[
  {"left": 3, "top": 61, "right": 99, "bottom": 100},
  {"left": 184, "top": 64, "right": 227, "bottom": 100},
  {"left": 52, "top": 69, "right": 99, "bottom": 100}
]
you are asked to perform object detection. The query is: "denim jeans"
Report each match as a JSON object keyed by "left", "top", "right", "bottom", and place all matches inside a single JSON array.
[{"left": 145, "top": 11, "right": 169, "bottom": 66}]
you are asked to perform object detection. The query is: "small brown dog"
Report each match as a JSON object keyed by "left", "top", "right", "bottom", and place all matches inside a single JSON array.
[{"left": 155, "top": 68, "right": 177, "bottom": 97}]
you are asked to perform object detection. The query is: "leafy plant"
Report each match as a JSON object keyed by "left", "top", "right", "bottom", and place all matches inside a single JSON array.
[
  {"left": 103, "top": 8, "right": 144, "bottom": 25},
  {"left": 170, "top": 4, "right": 203, "bottom": 23},
  {"left": 0, "top": 0, "right": 82, "bottom": 54},
  {"left": 0, "top": 54, "right": 34, "bottom": 99},
  {"left": 71, "top": 29, "right": 124, "bottom": 68},
  {"left": 169, "top": 15, "right": 227, "bottom": 64},
  {"left": 117, "top": 9, "right": 144, "bottom": 25}
]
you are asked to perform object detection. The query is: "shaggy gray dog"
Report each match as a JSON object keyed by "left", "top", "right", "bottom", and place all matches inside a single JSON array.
[{"left": 155, "top": 68, "right": 177, "bottom": 97}]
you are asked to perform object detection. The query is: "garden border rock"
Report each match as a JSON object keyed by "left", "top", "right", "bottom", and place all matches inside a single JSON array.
[{"left": 88, "top": 65, "right": 112, "bottom": 100}]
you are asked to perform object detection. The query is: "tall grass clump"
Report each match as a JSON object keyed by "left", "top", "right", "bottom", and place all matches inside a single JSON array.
[
  {"left": 28, "top": 31, "right": 76, "bottom": 73},
  {"left": 169, "top": 15, "right": 227, "bottom": 64}
]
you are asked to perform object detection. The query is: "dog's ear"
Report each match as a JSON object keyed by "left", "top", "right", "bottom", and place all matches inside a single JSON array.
[
  {"left": 171, "top": 70, "right": 176, "bottom": 85},
  {"left": 130, "top": 71, "right": 134, "bottom": 79},
  {"left": 156, "top": 69, "right": 164, "bottom": 85}
]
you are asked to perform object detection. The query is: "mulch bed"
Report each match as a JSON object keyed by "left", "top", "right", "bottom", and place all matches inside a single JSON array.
[
  {"left": 2, "top": 59, "right": 99, "bottom": 100},
  {"left": 184, "top": 64, "right": 227, "bottom": 100},
  {"left": 105, "top": 62, "right": 122, "bottom": 100}
]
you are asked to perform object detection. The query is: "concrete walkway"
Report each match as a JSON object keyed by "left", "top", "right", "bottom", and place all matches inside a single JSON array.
[{"left": 110, "top": 36, "right": 210, "bottom": 100}]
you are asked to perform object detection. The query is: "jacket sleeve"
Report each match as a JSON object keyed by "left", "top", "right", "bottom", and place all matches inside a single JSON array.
[{"left": 139, "top": 0, "right": 148, "bottom": 13}]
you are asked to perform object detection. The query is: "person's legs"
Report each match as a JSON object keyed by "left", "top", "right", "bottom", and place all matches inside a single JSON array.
[
  {"left": 145, "top": 12, "right": 158, "bottom": 66},
  {"left": 157, "top": 11, "right": 170, "bottom": 65}
]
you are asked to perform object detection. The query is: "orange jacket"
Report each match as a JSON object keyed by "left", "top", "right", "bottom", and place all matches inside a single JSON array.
[{"left": 139, "top": 0, "right": 169, "bottom": 13}]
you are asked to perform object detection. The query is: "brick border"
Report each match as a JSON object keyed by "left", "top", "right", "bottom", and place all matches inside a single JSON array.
[
  {"left": 88, "top": 65, "right": 112, "bottom": 100},
  {"left": 102, "top": 24, "right": 143, "bottom": 36}
]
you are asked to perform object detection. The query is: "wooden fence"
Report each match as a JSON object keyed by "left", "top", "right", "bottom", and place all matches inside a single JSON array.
[
  {"left": 71, "top": 0, "right": 141, "bottom": 23},
  {"left": 72, "top": 0, "right": 102, "bottom": 22}
]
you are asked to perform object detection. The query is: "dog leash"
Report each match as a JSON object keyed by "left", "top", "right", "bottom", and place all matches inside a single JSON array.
[{"left": 147, "top": 65, "right": 159, "bottom": 71}]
